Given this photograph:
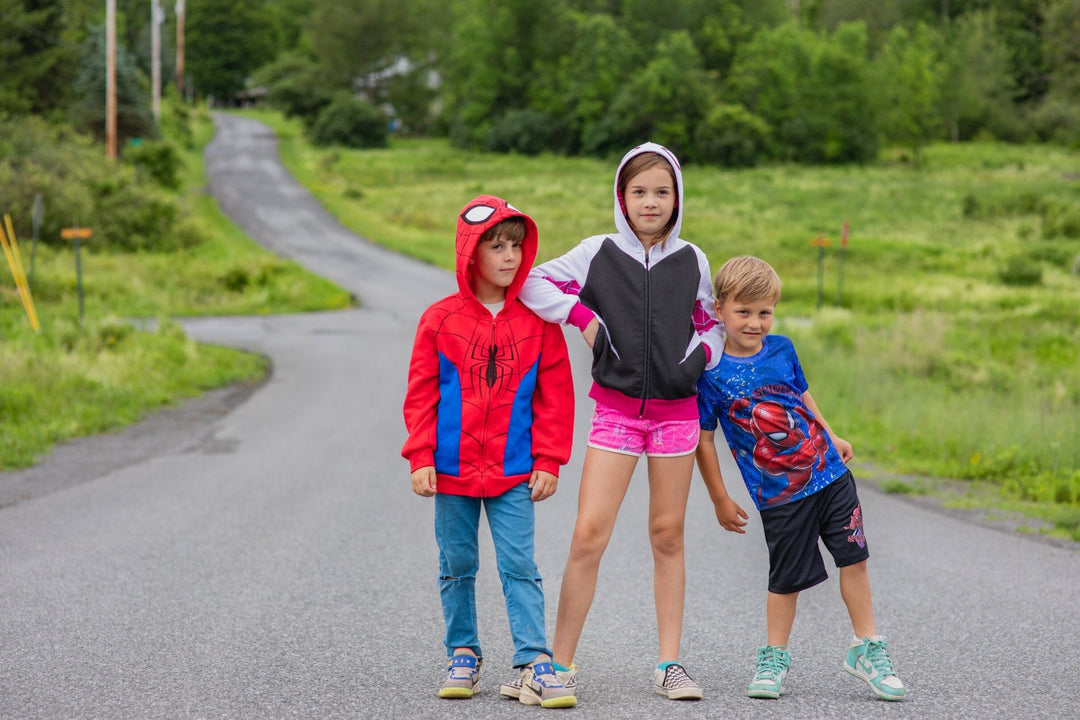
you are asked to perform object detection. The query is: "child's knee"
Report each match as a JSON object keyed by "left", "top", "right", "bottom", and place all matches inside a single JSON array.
[{"left": 648, "top": 519, "right": 685, "bottom": 555}]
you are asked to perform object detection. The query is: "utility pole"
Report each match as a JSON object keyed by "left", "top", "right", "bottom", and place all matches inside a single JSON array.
[
  {"left": 152, "top": 0, "right": 163, "bottom": 123},
  {"left": 175, "top": 0, "right": 185, "bottom": 100},
  {"left": 106, "top": 0, "right": 117, "bottom": 159}
]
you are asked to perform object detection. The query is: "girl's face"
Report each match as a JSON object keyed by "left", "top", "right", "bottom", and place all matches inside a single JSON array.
[{"left": 622, "top": 166, "right": 676, "bottom": 247}]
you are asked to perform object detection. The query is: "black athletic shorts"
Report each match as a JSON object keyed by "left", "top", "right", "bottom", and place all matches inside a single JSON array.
[{"left": 760, "top": 470, "right": 870, "bottom": 594}]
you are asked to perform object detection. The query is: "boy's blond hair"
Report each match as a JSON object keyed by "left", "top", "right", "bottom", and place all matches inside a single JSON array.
[{"left": 713, "top": 255, "right": 782, "bottom": 306}]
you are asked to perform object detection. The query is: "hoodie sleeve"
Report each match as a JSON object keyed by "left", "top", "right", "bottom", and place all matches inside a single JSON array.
[
  {"left": 529, "top": 321, "right": 575, "bottom": 475},
  {"left": 518, "top": 239, "right": 599, "bottom": 331},
  {"left": 401, "top": 313, "right": 441, "bottom": 472},
  {"left": 694, "top": 248, "right": 725, "bottom": 370}
]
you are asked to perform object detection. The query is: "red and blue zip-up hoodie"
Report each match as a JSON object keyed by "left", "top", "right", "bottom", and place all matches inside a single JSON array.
[{"left": 402, "top": 195, "right": 574, "bottom": 497}]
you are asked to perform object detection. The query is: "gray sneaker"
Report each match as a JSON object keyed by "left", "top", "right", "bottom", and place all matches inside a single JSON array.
[
  {"left": 654, "top": 663, "right": 703, "bottom": 700},
  {"left": 438, "top": 650, "right": 481, "bottom": 699},
  {"left": 519, "top": 662, "right": 577, "bottom": 708}
]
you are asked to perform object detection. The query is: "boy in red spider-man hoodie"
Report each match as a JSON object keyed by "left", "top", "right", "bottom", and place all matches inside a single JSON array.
[{"left": 402, "top": 195, "right": 577, "bottom": 708}]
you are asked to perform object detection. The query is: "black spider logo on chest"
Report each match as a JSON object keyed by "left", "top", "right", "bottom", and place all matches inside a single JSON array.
[{"left": 468, "top": 335, "right": 516, "bottom": 393}]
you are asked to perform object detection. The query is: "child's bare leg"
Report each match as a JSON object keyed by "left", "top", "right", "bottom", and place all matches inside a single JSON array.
[
  {"left": 766, "top": 591, "right": 799, "bottom": 647},
  {"left": 839, "top": 560, "right": 876, "bottom": 637},
  {"left": 646, "top": 453, "right": 695, "bottom": 663},
  {"left": 551, "top": 448, "right": 637, "bottom": 666}
]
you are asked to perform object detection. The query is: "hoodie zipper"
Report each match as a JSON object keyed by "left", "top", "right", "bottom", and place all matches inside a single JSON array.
[
  {"left": 479, "top": 314, "right": 498, "bottom": 491},
  {"left": 639, "top": 252, "right": 651, "bottom": 417}
]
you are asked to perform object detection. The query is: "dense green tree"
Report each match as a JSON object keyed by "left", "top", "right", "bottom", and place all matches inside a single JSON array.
[
  {"left": 251, "top": 52, "right": 337, "bottom": 126},
  {"left": 528, "top": 11, "right": 635, "bottom": 152},
  {"left": 72, "top": 24, "right": 156, "bottom": 144},
  {"left": 307, "top": 0, "right": 417, "bottom": 89},
  {"left": 1031, "top": 0, "right": 1080, "bottom": 144},
  {"left": 0, "top": 0, "right": 78, "bottom": 114},
  {"left": 592, "top": 30, "right": 714, "bottom": 158},
  {"left": 440, "top": 0, "right": 559, "bottom": 147},
  {"left": 871, "top": 22, "right": 944, "bottom": 155},
  {"left": 187, "top": 0, "right": 277, "bottom": 100},
  {"left": 726, "top": 21, "right": 877, "bottom": 163},
  {"left": 939, "top": 10, "right": 1020, "bottom": 141}
]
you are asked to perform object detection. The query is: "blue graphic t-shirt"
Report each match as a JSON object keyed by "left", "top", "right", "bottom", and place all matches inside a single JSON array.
[{"left": 696, "top": 335, "right": 847, "bottom": 511}]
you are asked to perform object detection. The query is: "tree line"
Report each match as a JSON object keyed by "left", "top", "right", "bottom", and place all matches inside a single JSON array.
[{"left": 2, "top": 0, "right": 1078, "bottom": 165}]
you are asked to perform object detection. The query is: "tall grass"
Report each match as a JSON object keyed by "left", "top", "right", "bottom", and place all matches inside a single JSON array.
[{"left": 246, "top": 110, "right": 1080, "bottom": 540}]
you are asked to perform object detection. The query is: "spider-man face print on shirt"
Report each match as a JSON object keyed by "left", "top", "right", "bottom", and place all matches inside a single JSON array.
[
  {"left": 729, "top": 396, "right": 830, "bottom": 507},
  {"left": 696, "top": 334, "right": 849, "bottom": 511}
]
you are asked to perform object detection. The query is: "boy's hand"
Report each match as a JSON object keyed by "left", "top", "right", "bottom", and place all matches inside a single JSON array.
[
  {"left": 411, "top": 466, "right": 437, "bottom": 497},
  {"left": 714, "top": 496, "right": 749, "bottom": 534},
  {"left": 833, "top": 436, "right": 853, "bottom": 463},
  {"left": 582, "top": 318, "right": 599, "bottom": 349},
  {"left": 529, "top": 470, "right": 558, "bottom": 501}
]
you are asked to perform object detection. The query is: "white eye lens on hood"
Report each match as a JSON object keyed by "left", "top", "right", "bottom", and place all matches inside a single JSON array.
[{"left": 462, "top": 204, "right": 497, "bottom": 225}]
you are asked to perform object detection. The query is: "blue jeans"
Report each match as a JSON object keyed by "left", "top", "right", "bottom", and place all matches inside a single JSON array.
[{"left": 434, "top": 482, "right": 551, "bottom": 667}]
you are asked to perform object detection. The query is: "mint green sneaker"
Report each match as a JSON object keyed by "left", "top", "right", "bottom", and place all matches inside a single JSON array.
[
  {"left": 747, "top": 645, "right": 790, "bottom": 699},
  {"left": 843, "top": 636, "right": 907, "bottom": 701}
]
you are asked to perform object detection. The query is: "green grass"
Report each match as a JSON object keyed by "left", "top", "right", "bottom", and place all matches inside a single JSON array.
[
  {"left": 245, "top": 109, "right": 1080, "bottom": 542},
  {"left": 0, "top": 106, "right": 352, "bottom": 471}
]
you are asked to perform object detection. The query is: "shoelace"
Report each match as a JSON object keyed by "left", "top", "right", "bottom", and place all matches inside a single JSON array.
[
  {"left": 447, "top": 656, "right": 478, "bottom": 679},
  {"left": 664, "top": 665, "right": 698, "bottom": 689},
  {"left": 864, "top": 639, "right": 896, "bottom": 676},
  {"left": 755, "top": 648, "right": 789, "bottom": 678},
  {"left": 531, "top": 663, "right": 564, "bottom": 689}
]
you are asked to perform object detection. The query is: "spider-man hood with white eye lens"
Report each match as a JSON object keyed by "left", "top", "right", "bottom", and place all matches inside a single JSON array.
[{"left": 456, "top": 195, "right": 538, "bottom": 307}]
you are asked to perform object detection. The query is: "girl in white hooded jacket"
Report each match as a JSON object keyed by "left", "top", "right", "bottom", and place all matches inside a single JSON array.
[{"left": 518, "top": 142, "right": 724, "bottom": 703}]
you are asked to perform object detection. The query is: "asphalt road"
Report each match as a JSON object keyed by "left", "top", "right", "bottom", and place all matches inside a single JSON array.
[{"left": 1, "top": 113, "right": 1077, "bottom": 720}]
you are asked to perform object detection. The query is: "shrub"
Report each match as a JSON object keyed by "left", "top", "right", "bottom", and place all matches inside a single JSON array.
[
  {"left": 1041, "top": 199, "right": 1080, "bottom": 239},
  {"left": 693, "top": 103, "right": 772, "bottom": 167},
  {"left": 252, "top": 54, "right": 338, "bottom": 128},
  {"left": 309, "top": 95, "right": 388, "bottom": 149},
  {"left": 483, "top": 110, "right": 570, "bottom": 155},
  {"left": 124, "top": 140, "right": 182, "bottom": 190},
  {"left": 998, "top": 254, "right": 1043, "bottom": 286}
]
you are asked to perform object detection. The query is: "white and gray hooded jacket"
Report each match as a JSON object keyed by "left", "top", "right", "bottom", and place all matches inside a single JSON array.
[{"left": 519, "top": 142, "right": 723, "bottom": 421}]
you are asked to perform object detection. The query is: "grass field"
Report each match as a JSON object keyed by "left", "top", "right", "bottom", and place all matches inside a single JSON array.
[{"left": 244, "top": 109, "right": 1080, "bottom": 541}]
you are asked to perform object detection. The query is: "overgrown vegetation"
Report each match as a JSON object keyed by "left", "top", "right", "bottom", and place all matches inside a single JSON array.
[
  {"left": 248, "top": 109, "right": 1080, "bottom": 541},
  {"left": 0, "top": 104, "right": 352, "bottom": 471}
]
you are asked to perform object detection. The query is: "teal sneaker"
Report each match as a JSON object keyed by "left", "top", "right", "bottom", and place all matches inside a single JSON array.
[
  {"left": 747, "top": 645, "right": 790, "bottom": 699},
  {"left": 438, "top": 649, "right": 481, "bottom": 699},
  {"left": 843, "top": 636, "right": 907, "bottom": 701}
]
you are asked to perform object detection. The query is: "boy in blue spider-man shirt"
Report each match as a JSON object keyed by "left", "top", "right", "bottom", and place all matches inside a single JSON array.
[{"left": 695, "top": 255, "right": 907, "bottom": 702}]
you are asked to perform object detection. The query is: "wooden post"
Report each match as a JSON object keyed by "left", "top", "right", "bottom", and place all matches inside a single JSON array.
[
  {"left": 175, "top": 0, "right": 185, "bottom": 99},
  {"left": 106, "top": 0, "right": 117, "bottom": 159},
  {"left": 152, "top": 0, "right": 162, "bottom": 123},
  {"left": 838, "top": 221, "right": 849, "bottom": 307}
]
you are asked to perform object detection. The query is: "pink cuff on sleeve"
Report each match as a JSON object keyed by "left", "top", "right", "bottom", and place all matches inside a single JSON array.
[{"left": 567, "top": 303, "right": 596, "bottom": 331}]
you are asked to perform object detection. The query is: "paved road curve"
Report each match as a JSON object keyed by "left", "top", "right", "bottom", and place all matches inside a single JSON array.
[{"left": 1, "top": 114, "right": 1077, "bottom": 719}]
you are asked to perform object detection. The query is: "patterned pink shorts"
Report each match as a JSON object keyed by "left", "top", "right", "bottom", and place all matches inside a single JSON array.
[{"left": 587, "top": 403, "right": 700, "bottom": 457}]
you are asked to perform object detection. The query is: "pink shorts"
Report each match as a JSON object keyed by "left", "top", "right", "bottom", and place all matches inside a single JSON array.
[{"left": 587, "top": 403, "right": 700, "bottom": 457}]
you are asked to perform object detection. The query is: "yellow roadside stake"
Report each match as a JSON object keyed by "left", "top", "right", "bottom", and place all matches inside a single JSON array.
[{"left": 1, "top": 213, "right": 41, "bottom": 331}]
